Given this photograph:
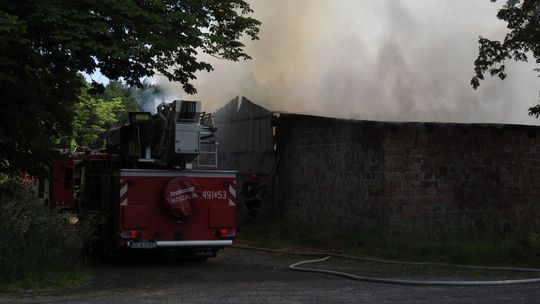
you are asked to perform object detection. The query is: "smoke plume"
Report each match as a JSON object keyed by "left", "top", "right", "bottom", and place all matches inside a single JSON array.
[{"left": 157, "top": 0, "right": 540, "bottom": 125}]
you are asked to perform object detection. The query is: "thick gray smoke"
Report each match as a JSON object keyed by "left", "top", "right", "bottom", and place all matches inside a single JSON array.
[{"left": 157, "top": 0, "right": 540, "bottom": 125}]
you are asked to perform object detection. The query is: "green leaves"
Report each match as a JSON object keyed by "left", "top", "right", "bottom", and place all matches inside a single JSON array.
[
  {"left": 0, "top": 0, "right": 260, "bottom": 174},
  {"left": 472, "top": 0, "right": 540, "bottom": 116},
  {"left": 0, "top": 177, "right": 85, "bottom": 283},
  {"left": 71, "top": 84, "right": 126, "bottom": 149}
]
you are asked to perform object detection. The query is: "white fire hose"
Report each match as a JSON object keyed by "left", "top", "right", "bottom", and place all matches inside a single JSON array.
[{"left": 233, "top": 245, "right": 540, "bottom": 286}]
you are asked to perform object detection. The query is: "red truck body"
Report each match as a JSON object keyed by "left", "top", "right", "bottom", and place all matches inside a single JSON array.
[
  {"left": 50, "top": 155, "right": 78, "bottom": 209},
  {"left": 50, "top": 151, "right": 110, "bottom": 209},
  {"left": 114, "top": 169, "right": 237, "bottom": 251}
]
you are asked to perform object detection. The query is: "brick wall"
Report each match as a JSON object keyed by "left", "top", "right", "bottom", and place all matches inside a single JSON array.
[{"left": 275, "top": 115, "right": 540, "bottom": 233}]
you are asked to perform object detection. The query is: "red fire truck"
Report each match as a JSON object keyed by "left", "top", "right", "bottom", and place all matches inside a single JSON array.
[
  {"left": 48, "top": 147, "right": 110, "bottom": 210},
  {"left": 50, "top": 151, "right": 78, "bottom": 209},
  {"left": 76, "top": 100, "right": 237, "bottom": 258}
]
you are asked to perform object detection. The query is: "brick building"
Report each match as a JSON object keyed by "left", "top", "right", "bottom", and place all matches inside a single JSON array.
[{"left": 214, "top": 97, "right": 540, "bottom": 233}]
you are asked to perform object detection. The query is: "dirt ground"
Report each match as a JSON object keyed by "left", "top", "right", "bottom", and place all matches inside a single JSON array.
[{"left": 2, "top": 247, "right": 540, "bottom": 304}]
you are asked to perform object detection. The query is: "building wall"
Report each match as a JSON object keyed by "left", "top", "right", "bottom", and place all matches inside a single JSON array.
[
  {"left": 213, "top": 97, "right": 274, "bottom": 175},
  {"left": 275, "top": 115, "right": 540, "bottom": 233},
  {"left": 213, "top": 97, "right": 276, "bottom": 216}
]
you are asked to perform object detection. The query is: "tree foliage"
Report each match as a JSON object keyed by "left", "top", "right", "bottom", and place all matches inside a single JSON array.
[
  {"left": 71, "top": 84, "right": 125, "bottom": 149},
  {"left": 95, "top": 80, "right": 141, "bottom": 124},
  {"left": 472, "top": 0, "right": 540, "bottom": 116},
  {"left": 0, "top": 0, "right": 260, "bottom": 174}
]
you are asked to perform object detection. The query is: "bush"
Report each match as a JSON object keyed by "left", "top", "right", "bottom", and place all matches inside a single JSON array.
[{"left": 0, "top": 177, "right": 86, "bottom": 284}]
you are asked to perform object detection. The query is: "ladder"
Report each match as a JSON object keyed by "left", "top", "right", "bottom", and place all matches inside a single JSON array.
[{"left": 197, "top": 113, "right": 218, "bottom": 169}]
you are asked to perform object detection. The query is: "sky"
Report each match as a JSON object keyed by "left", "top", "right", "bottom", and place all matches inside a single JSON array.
[{"left": 154, "top": 0, "right": 540, "bottom": 125}]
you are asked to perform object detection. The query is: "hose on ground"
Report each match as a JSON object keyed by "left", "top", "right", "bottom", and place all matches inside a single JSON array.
[{"left": 233, "top": 245, "right": 540, "bottom": 286}]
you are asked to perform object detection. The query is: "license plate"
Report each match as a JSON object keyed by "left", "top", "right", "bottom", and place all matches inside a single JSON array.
[{"left": 128, "top": 241, "right": 157, "bottom": 249}]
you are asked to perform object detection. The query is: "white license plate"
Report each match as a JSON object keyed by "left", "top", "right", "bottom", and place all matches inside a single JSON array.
[{"left": 128, "top": 241, "right": 157, "bottom": 249}]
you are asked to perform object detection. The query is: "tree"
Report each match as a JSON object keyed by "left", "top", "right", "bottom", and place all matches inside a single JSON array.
[
  {"left": 71, "top": 83, "right": 125, "bottom": 149},
  {"left": 96, "top": 81, "right": 140, "bottom": 124},
  {"left": 0, "top": 0, "right": 260, "bottom": 174},
  {"left": 472, "top": 0, "right": 540, "bottom": 116}
]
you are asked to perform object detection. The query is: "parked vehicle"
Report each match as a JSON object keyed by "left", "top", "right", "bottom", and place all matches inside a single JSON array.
[{"left": 51, "top": 100, "right": 237, "bottom": 259}]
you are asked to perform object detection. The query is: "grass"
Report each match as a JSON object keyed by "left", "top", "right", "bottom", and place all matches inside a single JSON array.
[
  {"left": 0, "top": 177, "right": 96, "bottom": 293},
  {"left": 236, "top": 217, "right": 540, "bottom": 268},
  {"left": 0, "top": 270, "right": 89, "bottom": 294}
]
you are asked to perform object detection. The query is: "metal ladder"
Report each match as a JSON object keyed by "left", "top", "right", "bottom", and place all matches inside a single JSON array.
[{"left": 196, "top": 113, "right": 218, "bottom": 169}]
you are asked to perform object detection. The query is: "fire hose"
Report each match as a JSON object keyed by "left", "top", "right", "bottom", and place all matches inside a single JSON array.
[{"left": 233, "top": 245, "right": 540, "bottom": 286}]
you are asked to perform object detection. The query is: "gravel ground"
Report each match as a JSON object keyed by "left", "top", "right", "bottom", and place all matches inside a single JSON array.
[{"left": 1, "top": 247, "right": 540, "bottom": 304}]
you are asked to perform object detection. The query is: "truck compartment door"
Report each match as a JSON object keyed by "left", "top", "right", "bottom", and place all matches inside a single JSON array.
[
  {"left": 122, "top": 206, "right": 150, "bottom": 229},
  {"left": 208, "top": 206, "right": 236, "bottom": 228}
]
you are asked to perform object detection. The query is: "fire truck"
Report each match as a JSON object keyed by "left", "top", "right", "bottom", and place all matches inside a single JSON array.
[
  {"left": 48, "top": 147, "right": 109, "bottom": 210},
  {"left": 73, "top": 100, "right": 237, "bottom": 258}
]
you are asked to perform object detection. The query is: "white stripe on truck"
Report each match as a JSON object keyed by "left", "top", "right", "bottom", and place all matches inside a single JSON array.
[
  {"left": 120, "top": 184, "right": 128, "bottom": 197},
  {"left": 229, "top": 185, "right": 236, "bottom": 198}
]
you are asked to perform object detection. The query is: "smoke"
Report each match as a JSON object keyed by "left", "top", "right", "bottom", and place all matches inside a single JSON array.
[
  {"left": 127, "top": 81, "right": 168, "bottom": 113},
  {"left": 157, "top": 0, "right": 540, "bottom": 125}
]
